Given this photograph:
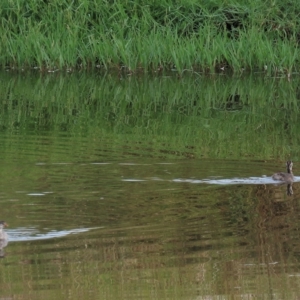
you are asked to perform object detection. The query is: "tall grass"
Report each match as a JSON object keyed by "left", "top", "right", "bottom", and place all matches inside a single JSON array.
[{"left": 0, "top": 0, "right": 300, "bottom": 72}]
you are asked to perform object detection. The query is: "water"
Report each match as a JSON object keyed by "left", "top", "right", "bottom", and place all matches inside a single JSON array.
[{"left": 0, "top": 71, "right": 300, "bottom": 299}]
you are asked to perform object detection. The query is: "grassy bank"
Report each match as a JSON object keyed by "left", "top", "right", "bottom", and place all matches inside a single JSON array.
[
  {"left": 1, "top": 0, "right": 300, "bottom": 73},
  {"left": 0, "top": 0, "right": 300, "bottom": 73}
]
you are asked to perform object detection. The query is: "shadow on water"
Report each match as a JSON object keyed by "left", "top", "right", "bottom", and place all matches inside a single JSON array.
[{"left": 0, "top": 72, "right": 300, "bottom": 299}]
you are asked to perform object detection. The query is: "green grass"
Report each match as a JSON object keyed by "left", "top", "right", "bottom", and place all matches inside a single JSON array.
[{"left": 1, "top": 0, "right": 300, "bottom": 73}]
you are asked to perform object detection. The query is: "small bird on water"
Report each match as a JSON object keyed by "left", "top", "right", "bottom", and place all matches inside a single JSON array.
[
  {"left": 0, "top": 221, "right": 8, "bottom": 257},
  {"left": 272, "top": 161, "right": 294, "bottom": 184},
  {"left": 0, "top": 221, "right": 8, "bottom": 241}
]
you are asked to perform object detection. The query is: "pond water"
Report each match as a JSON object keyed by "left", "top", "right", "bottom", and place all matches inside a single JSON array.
[{"left": 0, "top": 71, "right": 300, "bottom": 299}]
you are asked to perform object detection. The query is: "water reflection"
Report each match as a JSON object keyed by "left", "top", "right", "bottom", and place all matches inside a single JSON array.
[
  {"left": 0, "top": 71, "right": 299, "bottom": 161},
  {"left": 287, "top": 183, "right": 293, "bottom": 196},
  {"left": 0, "top": 72, "right": 300, "bottom": 299},
  {"left": 0, "top": 159, "right": 298, "bottom": 298}
]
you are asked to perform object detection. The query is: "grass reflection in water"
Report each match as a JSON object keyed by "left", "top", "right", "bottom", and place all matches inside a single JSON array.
[{"left": 0, "top": 72, "right": 299, "bottom": 299}]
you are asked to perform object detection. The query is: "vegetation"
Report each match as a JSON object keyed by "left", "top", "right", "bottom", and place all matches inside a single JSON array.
[{"left": 1, "top": 0, "right": 300, "bottom": 73}]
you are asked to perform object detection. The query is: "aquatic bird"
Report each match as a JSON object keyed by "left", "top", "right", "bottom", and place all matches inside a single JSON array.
[
  {"left": 272, "top": 161, "right": 294, "bottom": 183},
  {"left": 0, "top": 221, "right": 8, "bottom": 241},
  {"left": 0, "top": 221, "right": 8, "bottom": 257}
]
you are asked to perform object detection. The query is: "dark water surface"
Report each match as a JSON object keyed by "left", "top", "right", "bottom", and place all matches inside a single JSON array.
[{"left": 0, "top": 72, "right": 300, "bottom": 299}]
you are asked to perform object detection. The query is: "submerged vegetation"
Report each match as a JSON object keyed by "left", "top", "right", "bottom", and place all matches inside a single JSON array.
[{"left": 1, "top": 0, "right": 300, "bottom": 73}]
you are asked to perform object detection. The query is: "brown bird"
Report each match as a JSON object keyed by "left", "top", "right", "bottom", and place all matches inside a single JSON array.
[{"left": 272, "top": 161, "right": 294, "bottom": 183}]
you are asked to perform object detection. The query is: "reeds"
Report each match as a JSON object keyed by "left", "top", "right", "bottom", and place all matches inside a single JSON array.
[{"left": 1, "top": 0, "right": 300, "bottom": 73}]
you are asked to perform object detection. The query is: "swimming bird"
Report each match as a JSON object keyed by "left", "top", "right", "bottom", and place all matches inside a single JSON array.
[
  {"left": 0, "top": 221, "right": 8, "bottom": 257},
  {"left": 0, "top": 221, "right": 8, "bottom": 240},
  {"left": 272, "top": 161, "right": 294, "bottom": 183}
]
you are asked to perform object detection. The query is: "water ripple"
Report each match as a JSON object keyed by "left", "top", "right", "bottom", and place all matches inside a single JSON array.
[{"left": 6, "top": 227, "right": 100, "bottom": 242}]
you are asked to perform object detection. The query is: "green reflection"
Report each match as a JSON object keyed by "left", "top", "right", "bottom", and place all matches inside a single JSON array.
[
  {"left": 0, "top": 71, "right": 299, "bottom": 160},
  {"left": 1, "top": 73, "right": 300, "bottom": 300}
]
